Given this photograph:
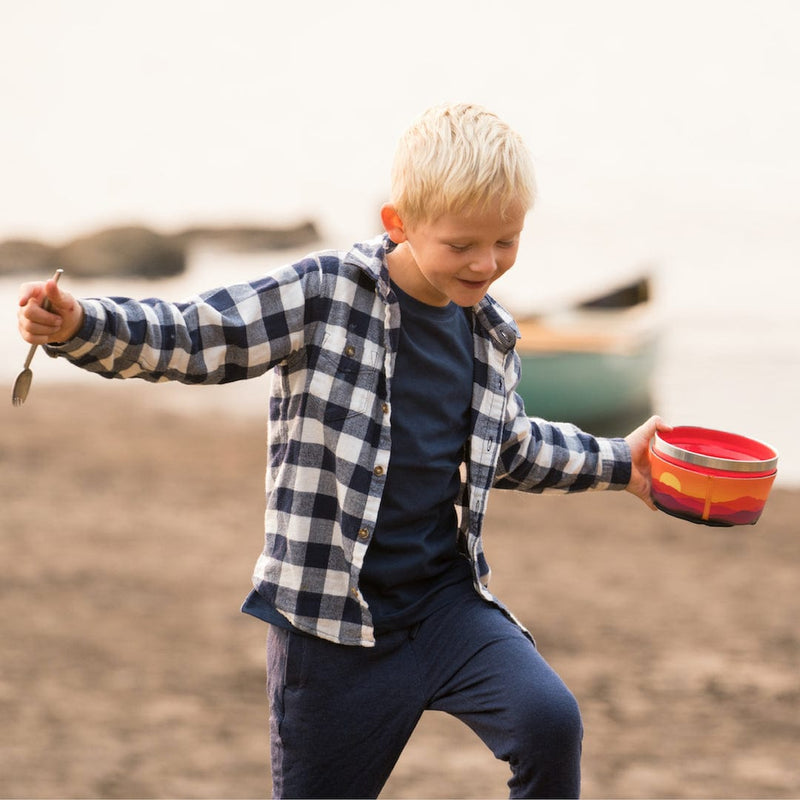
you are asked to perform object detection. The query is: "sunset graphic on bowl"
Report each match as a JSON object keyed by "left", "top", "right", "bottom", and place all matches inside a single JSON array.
[{"left": 649, "top": 427, "right": 778, "bottom": 527}]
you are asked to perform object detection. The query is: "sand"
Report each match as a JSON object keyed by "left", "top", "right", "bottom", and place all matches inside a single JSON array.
[{"left": 2, "top": 383, "right": 798, "bottom": 799}]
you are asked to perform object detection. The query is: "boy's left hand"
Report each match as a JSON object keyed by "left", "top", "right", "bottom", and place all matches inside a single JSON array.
[{"left": 625, "top": 415, "right": 672, "bottom": 510}]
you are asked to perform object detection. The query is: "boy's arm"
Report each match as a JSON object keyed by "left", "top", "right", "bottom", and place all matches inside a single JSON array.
[
  {"left": 17, "top": 260, "right": 317, "bottom": 384},
  {"left": 18, "top": 278, "right": 85, "bottom": 344},
  {"left": 495, "top": 389, "right": 670, "bottom": 508}
]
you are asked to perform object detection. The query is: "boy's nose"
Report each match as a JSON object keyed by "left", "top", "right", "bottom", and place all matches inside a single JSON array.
[{"left": 472, "top": 251, "right": 498, "bottom": 276}]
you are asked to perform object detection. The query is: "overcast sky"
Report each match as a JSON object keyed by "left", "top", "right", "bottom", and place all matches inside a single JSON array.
[{"left": 2, "top": 1, "right": 798, "bottom": 238}]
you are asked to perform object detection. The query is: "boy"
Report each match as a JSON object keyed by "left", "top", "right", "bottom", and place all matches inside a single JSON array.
[{"left": 18, "top": 103, "right": 666, "bottom": 799}]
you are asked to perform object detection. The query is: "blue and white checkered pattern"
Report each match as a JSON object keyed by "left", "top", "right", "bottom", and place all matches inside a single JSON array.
[{"left": 49, "top": 234, "right": 631, "bottom": 646}]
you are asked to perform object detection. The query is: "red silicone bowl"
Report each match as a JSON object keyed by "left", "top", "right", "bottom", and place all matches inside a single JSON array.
[{"left": 650, "top": 426, "right": 778, "bottom": 526}]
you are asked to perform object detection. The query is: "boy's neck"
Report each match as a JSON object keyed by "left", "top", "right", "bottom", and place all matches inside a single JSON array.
[{"left": 386, "top": 243, "right": 450, "bottom": 308}]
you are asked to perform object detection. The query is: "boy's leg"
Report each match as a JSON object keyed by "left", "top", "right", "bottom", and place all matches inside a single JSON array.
[
  {"left": 416, "top": 596, "right": 583, "bottom": 799},
  {"left": 266, "top": 624, "right": 424, "bottom": 799}
]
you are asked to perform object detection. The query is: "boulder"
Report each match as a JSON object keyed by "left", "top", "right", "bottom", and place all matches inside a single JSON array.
[
  {"left": 0, "top": 239, "right": 59, "bottom": 276},
  {"left": 171, "top": 219, "right": 319, "bottom": 252},
  {"left": 56, "top": 226, "right": 186, "bottom": 279},
  {"left": 0, "top": 219, "right": 321, "bottom": 279}
]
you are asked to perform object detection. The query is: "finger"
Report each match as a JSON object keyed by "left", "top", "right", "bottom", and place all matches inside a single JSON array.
[
  {"left": 20, "top": 294, "right": 63, "bottom": 326},
  {"left": 19, "top": 320, "right": 65, "bottom": 344},
  {"left": 22, "top": 313, "right": 63, "bottom": 335},
  {"left": 18, "top": 282, "right": 45, "bottom": 307},
  {"left": 17, "top": 296, "right": 64, "bottom": 345},
  {"left": 43, "top": 276, "right": 67, "bottom": 308},
  {"left": 656, "top": 416, "right": 673, "bottom": 433}
]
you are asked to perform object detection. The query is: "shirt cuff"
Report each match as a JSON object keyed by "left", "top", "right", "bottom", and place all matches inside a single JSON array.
[{"left": 599, "top": 436, "right": 632, "bottom": 489}]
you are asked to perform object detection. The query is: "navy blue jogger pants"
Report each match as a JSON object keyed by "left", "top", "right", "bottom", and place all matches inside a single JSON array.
[{"left": 266, "top": 592, "right": 582, "bottom": 799}]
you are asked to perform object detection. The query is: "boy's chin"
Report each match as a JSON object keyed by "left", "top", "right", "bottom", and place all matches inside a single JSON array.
[{"left": 450, "top": 283, "right": 492, "bottom": 306}]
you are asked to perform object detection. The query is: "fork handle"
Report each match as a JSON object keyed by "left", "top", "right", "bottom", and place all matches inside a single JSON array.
[{"left": 22, "top": 342, "right": 39, "bottom": 370}]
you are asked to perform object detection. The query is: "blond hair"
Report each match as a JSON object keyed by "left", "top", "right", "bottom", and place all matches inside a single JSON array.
[{"left": 389, "top": 103, "right": 536, "bottom": 227}]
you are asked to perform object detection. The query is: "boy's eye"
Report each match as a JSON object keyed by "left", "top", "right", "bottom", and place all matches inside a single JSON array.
[{"left": 447, "top": 239, "right": 517, "bottom": 252}]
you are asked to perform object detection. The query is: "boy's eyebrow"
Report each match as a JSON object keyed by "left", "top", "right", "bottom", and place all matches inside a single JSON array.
[{"left": 441, "top": 230, "right": 523, "bottom": 243}]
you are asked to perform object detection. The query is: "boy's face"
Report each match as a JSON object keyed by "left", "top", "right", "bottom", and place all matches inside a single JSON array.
[{"left": 381, "top": 200, "right": 526, "bottom": 308}]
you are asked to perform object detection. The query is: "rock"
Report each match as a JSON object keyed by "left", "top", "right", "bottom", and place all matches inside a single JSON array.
[
  {"left": 171, "top": 219, "right": 319, "bottom": 252},
  {"left": 0, "top": 219, "right": 321, "bottom": 279},
  {"left": 0, "top": 239, "right": 59, "bottom": 276},
  {"left": 56, "top": 226, "right": 186, "bottom": 279}
]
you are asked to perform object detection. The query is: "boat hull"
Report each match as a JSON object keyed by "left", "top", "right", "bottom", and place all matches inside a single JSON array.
[{"left": 515, "top": 336, "right": 658, "bottom": 432}]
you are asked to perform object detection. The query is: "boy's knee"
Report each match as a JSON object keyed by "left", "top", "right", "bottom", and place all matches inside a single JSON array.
[{"left": 516, "top": 681, "right": 583, "bottom": 754}]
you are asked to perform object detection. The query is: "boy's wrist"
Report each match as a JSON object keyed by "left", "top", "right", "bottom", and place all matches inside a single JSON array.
[{"left": 62, "top": 302, "right": 86, "bottom": 342}]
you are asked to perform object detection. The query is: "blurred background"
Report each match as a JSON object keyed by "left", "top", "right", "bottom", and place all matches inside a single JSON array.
[
  {"left": 2, "top": 0, "right": 798, "bottom": 481},
  {"left": 2, "top": 2, "right": 800, "bottom": 798}
]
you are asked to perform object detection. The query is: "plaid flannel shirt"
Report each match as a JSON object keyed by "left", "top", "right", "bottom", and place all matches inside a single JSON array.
[{"left": 48, "top": 234, "right": 631, "bottom": 646}]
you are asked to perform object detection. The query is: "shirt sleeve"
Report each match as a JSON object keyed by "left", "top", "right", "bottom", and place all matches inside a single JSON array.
[
  {"left": 494, "top": 378, "right": 632, "bottom": 493},
  {"left": 45, "top": 262, "right": 313, "bottom": 384}
]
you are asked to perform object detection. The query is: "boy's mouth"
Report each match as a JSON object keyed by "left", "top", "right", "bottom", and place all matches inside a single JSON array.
[{"left": 458, "top": 278, "right": 491, "bottom": 290}]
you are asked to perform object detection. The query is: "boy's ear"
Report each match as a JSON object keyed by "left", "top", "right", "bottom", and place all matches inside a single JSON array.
[{"left": 380, "top": 203, "right": 408, "bottom": 244}]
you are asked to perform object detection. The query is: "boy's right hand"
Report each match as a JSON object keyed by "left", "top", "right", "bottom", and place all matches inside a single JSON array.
[{"left": 17, "top": 278, "right": 84, "bottom": 345}]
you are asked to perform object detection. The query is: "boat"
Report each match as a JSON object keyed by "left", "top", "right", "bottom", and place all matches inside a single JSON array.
[{"left": 512, "top": 276, "right": 658, "bottom": 434}]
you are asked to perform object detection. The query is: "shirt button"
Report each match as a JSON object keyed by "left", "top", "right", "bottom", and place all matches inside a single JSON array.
[
  {"left": 373, "top": 465, "right": 385, "bottom": 476},
  {"left": 350, "top": 586, "right": 359, "bottom": 598},
  {"left": 382, "top": 402, "right": 389, "bottom": 414},
  {"left": 345, "top": 345, "right": 356, "bottom": 357},
  {"left": 357, "top": 527, "right": 369, "bottom": 540}
]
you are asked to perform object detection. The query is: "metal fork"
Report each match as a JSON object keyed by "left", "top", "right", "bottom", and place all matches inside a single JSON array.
[{"left": 11, "top": 268, "right": 64, "bottom": 406}]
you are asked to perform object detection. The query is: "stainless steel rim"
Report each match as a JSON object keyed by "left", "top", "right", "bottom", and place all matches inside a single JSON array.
[{"left": 653, "top": 431, "right": 779, "bottom": 474}]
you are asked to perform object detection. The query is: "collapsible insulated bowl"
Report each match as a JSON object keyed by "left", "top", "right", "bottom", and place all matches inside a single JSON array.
[{"left": 650, "top": 426, "right": 778, "bottom": 527}]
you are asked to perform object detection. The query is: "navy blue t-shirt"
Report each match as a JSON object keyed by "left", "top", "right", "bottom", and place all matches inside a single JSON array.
[
  {"left": 358, "top": 283, "right": 474, "bottom": 630},
  {"left": 242, "top": 281, "right": 475, "bottom": 633}
]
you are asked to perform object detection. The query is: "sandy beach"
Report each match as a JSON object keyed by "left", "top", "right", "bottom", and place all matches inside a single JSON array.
[{"left": 2, "top": 382, "right": 798, "bottom": 799}]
